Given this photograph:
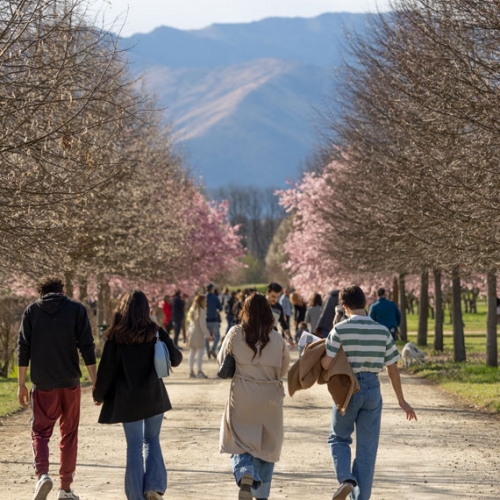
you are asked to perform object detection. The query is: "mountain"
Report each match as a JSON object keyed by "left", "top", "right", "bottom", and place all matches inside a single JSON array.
[{"left": 120, "top": 13, "right": 374, "bottom": 188}]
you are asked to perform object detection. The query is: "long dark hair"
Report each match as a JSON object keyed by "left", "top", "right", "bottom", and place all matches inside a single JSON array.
[
  {"left": 106, "top": 290, "right": 158, "bottom": 344},
  {"left": 240, "top": 292, "right": 275, "bottom": 358}
]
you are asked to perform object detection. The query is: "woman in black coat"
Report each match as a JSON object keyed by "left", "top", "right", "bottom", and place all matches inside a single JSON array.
[{"left": 93, "top": 290, "right": 182, "bottom": 500}]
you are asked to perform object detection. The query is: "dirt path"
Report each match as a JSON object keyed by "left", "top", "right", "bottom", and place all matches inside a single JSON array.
[{"left": 1, "top": 348, "right": 499, "bottom": 500}]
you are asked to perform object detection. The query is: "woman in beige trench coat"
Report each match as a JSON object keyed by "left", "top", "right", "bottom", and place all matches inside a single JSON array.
[
  {"left": 217, "top": 293, "right": 290, "bottom": 500},
  {"left": 187, "top": 294, "right": 212, "bottom": 379}
]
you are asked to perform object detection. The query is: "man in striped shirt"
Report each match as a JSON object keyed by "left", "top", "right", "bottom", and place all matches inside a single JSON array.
[{"left": 321, "top": 285, "right": 416, "bottom": 500}]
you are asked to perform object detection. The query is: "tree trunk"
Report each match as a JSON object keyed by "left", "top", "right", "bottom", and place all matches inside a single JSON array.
[
  {"left": 452, "top": 267, "right": 466, "bottom": 362},
  {"left": 78, "top": 276, "right": 88, "bottom": 303},
  {"left": 64, "top": 271, "right": 74, "bottom": 299},
  {"left": 486, "top": 270, "right": 498, "bottom": 367},
  {"left": 392, "top": 275, "right": 399, "bottom": 307},
  {"left": 417, "top": 270, "right": 429, "bottom": 346},
  {"left": 398, "top": 273, "right": 407, "bottom": 341},
  {"left": 433, "top": 269, "right": 444, "bottom": 351}
]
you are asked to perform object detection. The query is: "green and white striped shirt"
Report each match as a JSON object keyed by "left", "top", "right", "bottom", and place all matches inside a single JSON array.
[{"left": 325, "top": 315, "right": 400, "bottom": 373}]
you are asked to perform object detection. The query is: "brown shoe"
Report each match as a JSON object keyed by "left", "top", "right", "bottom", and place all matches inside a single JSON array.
[
  {"left": 238, "top": 474, "right": 253, "bottom": 500},
  {"left": 332, "top": 481, "right": 353, "bottom": 500}
]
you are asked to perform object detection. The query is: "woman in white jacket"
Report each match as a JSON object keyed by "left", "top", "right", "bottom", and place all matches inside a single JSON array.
[{"left": 187, "top": 294, "right": 212, "bottom": 378}]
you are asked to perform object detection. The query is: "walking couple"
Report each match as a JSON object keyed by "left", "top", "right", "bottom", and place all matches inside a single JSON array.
[{"left": 18, "top": 277, "right": 182, "bottom": 500}]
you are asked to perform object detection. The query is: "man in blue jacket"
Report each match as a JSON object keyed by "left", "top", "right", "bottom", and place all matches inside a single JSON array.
[{"left": 369, "top": 287, "right": 401, "bottom": 341}]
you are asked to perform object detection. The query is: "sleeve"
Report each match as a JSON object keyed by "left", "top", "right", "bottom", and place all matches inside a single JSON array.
[
  {"left": 369, "top": 304, "right": 377, "bottom": 321},
  {"left": 17, "top": 307, "right": 32, "bottom": 367},
  {"left": 93, "top": 339, "right": 120, "bottom": 402},
  {"left": 159, "top": 328, "right": 183, "bottom": 367},
  {"left": 280, "top": 338, "right": 291, "bottom": 378},
  {"left": 325, "top": 326, "right": 341, "bottom": 358},
  {"left": 216, "top": 297, "right": 222, "bottom": 312},
  {"left": 217, "top": 327, "right": 233, "bottom": 366},
  {"left": 278, "top": 304, "right": 289, "bottom": 331},
  {"left": 384, "top": 333, "right": 400, "bottom": 366},
  {"left": 76, "top": 305, "right": 96, "bottom": 366}
]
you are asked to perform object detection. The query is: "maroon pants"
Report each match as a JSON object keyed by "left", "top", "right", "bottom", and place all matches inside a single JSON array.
[{"left": 31, "top": 386, "right": 81, "bottom": 490}]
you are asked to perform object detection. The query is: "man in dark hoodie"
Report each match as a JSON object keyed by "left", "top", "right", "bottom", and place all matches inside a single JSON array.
[{"left": 17, "top": 276, "right": 96, "bottom": 500}]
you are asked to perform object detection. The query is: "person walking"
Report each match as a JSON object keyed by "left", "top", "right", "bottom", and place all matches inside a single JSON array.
[
  {"left": 17, "top": 276, "right": 97, "bottom": 500},
  {"left": 265, "top": 282, "right": 294, "bottom": 346},
  {"left": 93, "top": 290, "right": 183, "bottom": 500},
  {"left": 162, "top": 294, "right": 172, "bottom": 335},
  {"left": 279, "top": 286, "right": 292, "bottom": 326},
  {"left": 205, "top": 283, "right": 222, "bottom": 357},
  {"left": 315, "top": 289, "right": 340, "bottom": 337},
  {"left": 187, "top": 294, "right": 212, "bottom": 379},
  {"left": 171, "top": 290, "right": 185, "bottom": 348},
  {"left": 305, "top": 293, "right": 323, "bottom": 334},
  {"left": 218, "top": 293, "right": 291, "bottom": 500},
  {"left": 369, "top": 287, "right": 402, "bottom": 341},
  {"left": 321, "top": 285, "right": 416, "bottom": 500}
]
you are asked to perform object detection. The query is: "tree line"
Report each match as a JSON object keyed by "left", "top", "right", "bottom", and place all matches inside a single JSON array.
[
  {"left": 0, "top": 0, "right": 243, "bottom": 375},
  {"left": 279, "top": 0, "right": 499, "bottom": 367}
]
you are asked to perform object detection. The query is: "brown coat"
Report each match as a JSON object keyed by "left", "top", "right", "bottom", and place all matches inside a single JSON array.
[
  {"left": 218, "top": 326, "right": 291, "bottom": 463},
  {"left": 287, "top": 339, "right": 359, "bottom": 415}
]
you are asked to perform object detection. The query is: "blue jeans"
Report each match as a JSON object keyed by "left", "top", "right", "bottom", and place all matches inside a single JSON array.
[
  {"left": 207, "top": 321, "right": 221, "bottom": 351},
  {"left": 231, "top": 453, "right": 274, "bottom": 499},
  {"left": 122, "top": 413, "right": 166, "bottom": 500},
  {"left": 328, "top": 372, "right": 382, "bottom": 500}
]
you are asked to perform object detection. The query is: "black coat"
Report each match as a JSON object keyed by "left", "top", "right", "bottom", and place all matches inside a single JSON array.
[{"left": 93, "top": 328, "right": 182, "bottom": 423}]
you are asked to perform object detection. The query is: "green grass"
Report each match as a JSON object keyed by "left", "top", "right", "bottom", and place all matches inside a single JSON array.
[
  {"left": 228, "top": 283, "right": 268, "bottom": 294},
  {"left": 405, "top": 299, "right": 489, "bottom": 333},
  {"left": 399, "top": 327, "right": 500, "bottom": 413}
]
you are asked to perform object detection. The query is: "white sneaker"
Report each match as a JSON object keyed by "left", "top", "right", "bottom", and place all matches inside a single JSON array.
[
  {"left": 33, "top": 474, "right": 53, "bottom": 500},
  {"left": 57, "top": 489, "right": 80, "bottom": 500}
]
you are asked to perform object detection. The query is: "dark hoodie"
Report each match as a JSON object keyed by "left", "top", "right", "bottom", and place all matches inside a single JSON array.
[{"left": 18, "top": 293, "right": 96, "bottom": 390}]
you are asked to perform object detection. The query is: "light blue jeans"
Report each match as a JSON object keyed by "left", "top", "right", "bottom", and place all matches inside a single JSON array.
[
  {"left": 231, "top": 453, "right": 274, "bottom": 499},
  {"left": 122, "top": 413, "right": 166, "bottom": 500},
  {"left": 207, "top": 321, "right": 221, "bottom": 351},
  {"left": 328, "top": 372, "right": 382, "bottom": 500}
]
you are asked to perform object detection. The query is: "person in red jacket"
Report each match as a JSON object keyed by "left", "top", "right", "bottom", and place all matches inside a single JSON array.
[{"left": 162, "top": 295, "right": 172, "bottom": 335}]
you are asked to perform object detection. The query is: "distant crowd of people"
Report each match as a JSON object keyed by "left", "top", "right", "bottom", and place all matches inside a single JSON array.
[{"left": 17, "top": 276, "right": 415, "bottom": 500}]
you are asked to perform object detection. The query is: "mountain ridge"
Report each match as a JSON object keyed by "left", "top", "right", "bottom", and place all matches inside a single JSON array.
[{"left": 120, "top": 13, "right": 372, "bottom": 187}]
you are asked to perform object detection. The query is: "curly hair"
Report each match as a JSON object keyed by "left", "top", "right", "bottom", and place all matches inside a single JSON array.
[
  {"left": 240, "top": 292, "right": 275, "bottom": 359},
  {"left": 36, "top": 276, "right": 64, "bottom": 296}
]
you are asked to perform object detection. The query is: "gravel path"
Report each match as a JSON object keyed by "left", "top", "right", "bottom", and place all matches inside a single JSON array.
[{"left": 1, "top": 348, "right": 499, "bottom": 500}]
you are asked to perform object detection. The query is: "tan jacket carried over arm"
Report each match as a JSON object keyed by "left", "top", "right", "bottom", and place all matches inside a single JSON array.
[{"left": 287, "top": 339, "right": 359, "bottom": 415}]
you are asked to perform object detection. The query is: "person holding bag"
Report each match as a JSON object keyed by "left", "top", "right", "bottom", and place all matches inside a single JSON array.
[
  {"left": 93, "top": 290, "right": 182, "bottom": 500},
  {"left": 218, "top": 292, "right": 290, "bottom": 500},
  {"left": 187, "top": 294, "right": 212, "bottom": 379}
]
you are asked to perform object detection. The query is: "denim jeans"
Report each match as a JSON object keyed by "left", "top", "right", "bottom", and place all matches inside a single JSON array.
[
  {"left": 122, "top": 413, "right": 166, "bottom": 500},
  {"left": 328, "top": 372, "right": 382, "bottom": 500},
  {"left": 207, "top": 321, "right": 221, "bottom": 351},
  {"left": 231, "top": 453, "right": 274, "bottom": 499}
]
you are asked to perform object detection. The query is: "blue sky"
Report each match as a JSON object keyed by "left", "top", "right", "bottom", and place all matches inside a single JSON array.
[{"left": 95, "top": 0, "right": 391, "bottom": 36}]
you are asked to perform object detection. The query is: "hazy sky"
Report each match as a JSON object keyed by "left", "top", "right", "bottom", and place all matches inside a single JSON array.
[{"left": 95, "top": 0, "right": 391, "bottom": 36}]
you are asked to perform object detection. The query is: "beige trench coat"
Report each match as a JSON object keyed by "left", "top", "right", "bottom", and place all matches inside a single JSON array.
[
  {"left": 218, "top": 325, "right": 291, "bottom": 463},
  {"left": 187, "top": 306, "right": 211, "bottom": 350}
]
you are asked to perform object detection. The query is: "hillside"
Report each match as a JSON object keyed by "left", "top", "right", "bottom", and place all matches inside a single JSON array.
[{"left": 120, "top": 13, "right": 373, "bottom": 188}]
